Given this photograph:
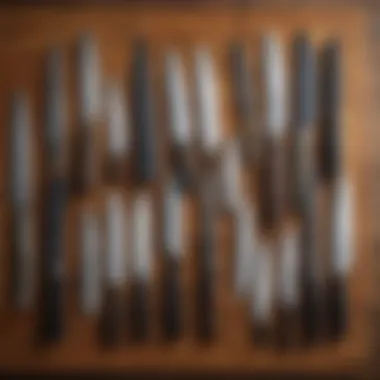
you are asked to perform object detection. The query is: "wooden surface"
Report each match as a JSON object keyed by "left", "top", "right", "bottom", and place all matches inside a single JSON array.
[{"left": 0, "top": 5, "right": 375, "bottom": 375}]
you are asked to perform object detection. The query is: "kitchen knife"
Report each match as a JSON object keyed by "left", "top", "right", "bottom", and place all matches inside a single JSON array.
[{"left": 258, "top": 34, "right": 288, "bottom": 232}]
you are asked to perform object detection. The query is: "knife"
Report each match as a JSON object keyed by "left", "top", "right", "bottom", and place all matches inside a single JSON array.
[
  {"left": 75, "top": 34, "right": 102, "bottom": 192},
  {"left": 194, "top": 47, "right": 222, "bottom": 168},
  {"left": 101, "top": 192, "right": 126, "bottom": 346},
  {"left": 104, "top": 81, "right": 130, "bottom": 183},
  {"left": 291, "top": 34, "right": 324, "bottom": 345},
  {"left": 165, "top": 51, "right": 194, "bottom": 191},
  {"left": 196, "top": 179, "right": 217, "bottom": 342},
  {"left": 9, "top": 93, "right": 37, "bottom": 309},
  {"left": 80, "top": 208, "right": 102, "bottom": 315},
  {"left": 230, "top": 42, "right": 258, "bottom": 164},
  {"left": 162, "top": 179, "right": 184, "bottom": 340},
  {"left": 129, "top": 192, "right": 153, "bottom": 342},
  {"left": 320, "top": 41, "right": 352, "bottom": 340},
  {"left": 40, "top": 48, "right": 68, "bottom": 343},
  {"left": 131, "top": 41, "right": 157, "bottom": 183},
  {"left": 258, "top": 34, "right": 288, "bottom": 232}
]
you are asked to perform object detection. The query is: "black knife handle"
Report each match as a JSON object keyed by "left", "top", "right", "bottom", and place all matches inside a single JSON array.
[
  {"left": 319, "top": 41, "right": 341, "bottom": 181},
  {"left": 132, "top": 41, "right": 157, "bottom": 183},
  {"left": 196, "top": 235, "right": 215, "bottom": 342},
  {"left": 100, "top": 288, "right": 123, "bottom": 347},
  {"left": 293, "top": 33, "right": 317, "bottom": 129},
  {"left": 162, "top": 254, "right": 181, "bottom": 341},
  {"left": 40, "top": 177, "right": 67, "bottom": 343},
  {"left": 300, "top": 279, "right": 323, "bottom": 345},
  {"left": 172, "top": 147, "right": 193, "bottom": 192},
  {"left": 326, "top": 276, "right": 348, "bottom": 340},
  {"left": 276, "top": 306, "right": 299, "bottom": 349},
  {"left": 129, "top": 279, "right": 149, "bottom": 342}
]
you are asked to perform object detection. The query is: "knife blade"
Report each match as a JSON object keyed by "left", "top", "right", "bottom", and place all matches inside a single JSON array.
[
  {"left": 131, "top": 41, "right": 157, "bottom": 183},
  {"left": 76, "top": 34, "right": 102, "bottom": 192},
  {"left": 165, "top": 51, "right": 194, "bottom": 191},
  {"left": 9, "top": 93, "right": 37, "bottom": 309},
  {"left": 104, "top": 81, "right": 130, "bottom": 183},
  {"left": 230, "top": 42, "right": 258, "bottom": 164}
]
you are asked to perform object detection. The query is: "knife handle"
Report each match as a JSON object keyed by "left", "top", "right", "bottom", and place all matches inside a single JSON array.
[
  {"left": 300, "top": 279, "right": 323, "bottom": 345},
  {"left": 252, "top": 322, "right": 272, "bottom": 347},
  {"left": 129, "top": 280, "right": 149, "bottom": 342},
  {"left": 259, "top": 141, "right": 286, "bottom": 231},
  {"left": 100, "top": 287, "right": 123, "bottom": 346},
  {"left": 40, "top": 178, "right": 67, "bottom": 343},
  {"left": 172, "top": 146, "right": 193, "bottom": 192},
  {"left": 196, "top": 236, "right": 215, "bottom": 342},
  {"left": 275, "top": 306, "right": 299, "bottom": 349},
  {"left": 326, "top": 275, "right": 348, "bottom": 340},
  {"left": 162, "top": 254, "right": 181, "bottom": 341}
]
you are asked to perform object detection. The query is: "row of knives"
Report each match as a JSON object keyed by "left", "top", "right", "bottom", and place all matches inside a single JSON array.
[{"left": 7, "top": 31, "right": 354, "bottom": 348}]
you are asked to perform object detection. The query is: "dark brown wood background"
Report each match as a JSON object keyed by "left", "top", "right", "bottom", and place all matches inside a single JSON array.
[{"left": 0, "top": 4, "right": 375, "bottom": 376}]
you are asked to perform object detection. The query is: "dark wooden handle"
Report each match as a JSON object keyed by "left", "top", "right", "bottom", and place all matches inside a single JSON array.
[
  {"left": 162, "top": 255, "right": 181, "bottom": 341},
  {"left": 40, "top": 178, "right": 67, "bottom": 343},
  {"left": 129, "top": 280, "right": 149, "bottom": 342},
  {"left": 100, "top": 288, "right": 123, "bottom": 347},
  {"left": 326, "top": 276, "right": 348, "bottom": 340}
]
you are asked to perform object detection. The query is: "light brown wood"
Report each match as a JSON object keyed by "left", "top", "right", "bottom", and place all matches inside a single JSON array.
[{"left": 0, "top": 5, "right": 374, "bottom": 374}]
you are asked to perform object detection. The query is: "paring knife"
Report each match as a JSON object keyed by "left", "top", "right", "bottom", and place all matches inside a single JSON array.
[
  {"left": 41, "top": 48, "right": 68, "bottom": 343},
  {"left": 101, "top": 192, "right": 126, "bottom": 346},
  {"left": 276, "top": 223, "right": 301, "bottom": 348},
  {"left": 230, "top": 42, "right": 258, "bottom": 164},
  {"left": 10, "top": 93, "right": 36, "bottom": 309},
  {"left": 104, "top": 81, "right": 130, "bottom": 182},
  {"left": 76, "top": 34, "right": 102, "bottom": 192},
  {"left": 165, "top": 51, "right": 194, "bottom": 191},
  {"left": 131, "top": 41, "right": 157, "bottom": 183},
  {"left": 129, "top": 192, "right": 153, "bottom": 342},
  {"left": 162, "top": 178, "right": 184, "bottom": 340},
  {"left": 196, "top": 180, "right": 217, "bottom": 341},
  {"left": 320, "top": 41, "right": 352, "bottom": 339},
  {"left": 80, "top": 208, "right": 102, "bottom": 315},
  {"left": 251, "top": 240, "right": 274, "bottom": 345},
  {"left": 292, "top": 34, "right": 323, "bottom": 344},
  {"left": 194, "top": 47, "right": 223, "bottom": 167},
  {"left": 258, "top": 34, "right": 288, "bottom": 232}
]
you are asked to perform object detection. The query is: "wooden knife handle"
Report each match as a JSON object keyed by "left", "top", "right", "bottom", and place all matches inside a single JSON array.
[
  {"left": 326, "top": 276, "right": 348, "bottom": 340},
  {"left": 40, "top": 178, "right": 67, "bottom": 343},
  {"left": 129, "top": 280, "right": 149, "bottom": 342},
  {"left": 162, "top": 254, "right": 182, "bottom": 341}
]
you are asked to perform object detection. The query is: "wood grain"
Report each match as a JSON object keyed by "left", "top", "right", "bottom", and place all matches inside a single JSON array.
[{"left": 0, "top": 5, "right": 374, "bottom": 375}]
